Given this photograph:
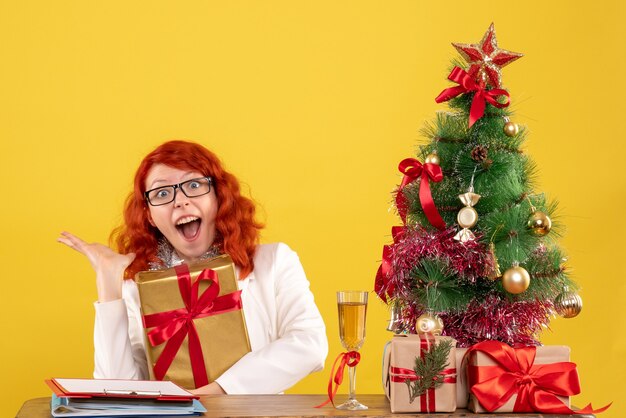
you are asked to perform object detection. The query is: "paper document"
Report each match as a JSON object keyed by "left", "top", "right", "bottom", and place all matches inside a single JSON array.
[
  {"left": 46, "top": 378, "right": 205, "bottom": 417},
  {"left": 53, "top": 378, "right": 192, "bottom": 397}
]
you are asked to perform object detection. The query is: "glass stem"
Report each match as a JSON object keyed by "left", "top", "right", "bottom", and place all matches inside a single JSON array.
[{"left": 348, "top": 365, "right": 356, "bottom": 401}]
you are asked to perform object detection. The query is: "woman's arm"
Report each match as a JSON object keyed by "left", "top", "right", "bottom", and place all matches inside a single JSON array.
[
  {"left": 198, "top": 243, "right": 328, "bottom": 394},
  {"left": 93, "top": 280, "right": 150, "bottom": 379},
  {"left": 58, "top": 231, "right": 148, "bottom": 379}
]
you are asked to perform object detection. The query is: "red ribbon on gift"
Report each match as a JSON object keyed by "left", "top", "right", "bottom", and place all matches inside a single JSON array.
[
  {"left": 143, "top": 264, "right": 243, "bottom": 388},
  {"left": 390, "top": 367, "right": 456, "bottom": 384},
  {"left": 315, "top": 351, "right": 360, "bottom": 408},
  {"left": 467, "top": 340, "right": 611, "bottom": 414},
  {"left": 396, "top": 158, "right": 446, "bottom": 229},
  {"left": 435, "top": 66, "right": 510, "bottom": 127},
  {"left": 374, "top": 226, "right": 404, "bottom": 302},
  {"left": 417, "top": 335, "right": 444, "bottom": 412}
]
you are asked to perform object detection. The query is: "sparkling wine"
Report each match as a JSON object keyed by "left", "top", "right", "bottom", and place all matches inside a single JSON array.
[
  {"left": 338, "top": 302, "right": 367, "bottom": 350},
  {"left": 335, "top": 291, "right": 368, "bottom": 410}
]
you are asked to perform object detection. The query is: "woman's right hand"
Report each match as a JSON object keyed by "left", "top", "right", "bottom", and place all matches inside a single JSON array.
[{"left": 58, "top": 231, "right": 136, "bottom": 302}]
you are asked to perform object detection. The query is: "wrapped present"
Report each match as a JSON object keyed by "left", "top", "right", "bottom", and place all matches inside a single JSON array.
[
  {"left": 383, "top": 334, "right": 457, "bottom": 413},
  {"left": 467, "top": 340, "right": 610, "bottom": 414},
  {"left": 455, "top": 347, "right": 469, "bottom": 409},
  {"left": 135, "top": 255, "right": 251, "bottom": 389}
]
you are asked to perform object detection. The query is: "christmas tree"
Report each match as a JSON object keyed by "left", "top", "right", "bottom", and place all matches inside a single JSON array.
[{"left": 374, "top": 24, "right": 583, "bottom": 347}]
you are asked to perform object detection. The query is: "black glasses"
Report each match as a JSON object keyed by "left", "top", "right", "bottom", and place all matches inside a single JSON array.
[{"left": 144, "top": 177, "right": 213, "bottom": 206}]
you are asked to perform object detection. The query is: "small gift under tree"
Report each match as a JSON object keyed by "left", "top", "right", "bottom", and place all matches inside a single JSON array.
[
  {"left": 383, "top": 334, "right": 456, "bottom": 413},
  {"left": 466, "top": 341, "right": 610, "bottom": 415}
]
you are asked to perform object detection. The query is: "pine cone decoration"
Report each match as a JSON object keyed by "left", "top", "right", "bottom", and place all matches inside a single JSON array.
[{"left": 471, "top": 145, "right": 488, "bottom": 162}]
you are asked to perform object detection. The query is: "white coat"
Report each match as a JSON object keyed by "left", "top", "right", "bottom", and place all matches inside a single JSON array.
[{"left": 93, "top": 243, "right": 328, "bottom": 393}]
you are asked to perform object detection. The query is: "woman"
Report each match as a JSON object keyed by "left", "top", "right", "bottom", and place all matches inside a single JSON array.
[{"left": 58, "top": 140, "right": 328, "bottom": 394}]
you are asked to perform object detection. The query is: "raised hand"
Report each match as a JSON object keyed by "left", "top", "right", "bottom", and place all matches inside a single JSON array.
[{"left": 58, "top": 231, "right": 136, "bottom": 302}]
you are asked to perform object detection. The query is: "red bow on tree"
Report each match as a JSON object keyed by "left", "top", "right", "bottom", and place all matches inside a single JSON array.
[
  {"left": 374, "top": 226, "right": 404, "bottom": 302},
  {"left": 467, "top": 340, "right": 611, "bottom": 415},
  {"left": 396, "top": 158, "right": 446, "bottom": 230},
  {"left": 435, "top": 66, "right": 510, "bottom": 127}
]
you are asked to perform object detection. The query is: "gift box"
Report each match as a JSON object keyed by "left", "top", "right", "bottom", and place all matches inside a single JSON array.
[
  {"left": 467, "top": 340, "right": 576, "bottom": 414},
  {"left": 455, "top": 347, "right": 469, "bottom": 409},
  {"left": 135, "top": 254, "right": 251, "bottom": 389},
  {"left": 383, "top": 334, "right": 457, "bottom": 413}
]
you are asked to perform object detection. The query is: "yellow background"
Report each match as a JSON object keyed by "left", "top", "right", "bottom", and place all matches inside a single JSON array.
[{"left": 1, "top": 1, "right": 623, "bottom": 416}]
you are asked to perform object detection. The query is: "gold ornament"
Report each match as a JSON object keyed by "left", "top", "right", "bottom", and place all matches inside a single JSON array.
[
  {"left": 527, "top": 210, "right": 552, "bottom": 236},
  {"left": 425, "top": 152, "right": 440, "bottom": 166},
  {"left": 502, "top": 264, "right": 530, "bottom": 294},
  {"left": 454, "top": 187, "right": 481, "bottom": 242},
  {"left": 457, "top": 206, "right": 478, "bottom": 228},
  {"left": 488, "top": 242, "right": 502, "bottom": 280},
  {"left": 503, "top": 121, "right": 519, "bottom": 137},
  {"left": 415, "top": 312, "right": 444, "bottom": 335},
  {"left": 554, "top": 290, "right": 583, "bottom": 318}
]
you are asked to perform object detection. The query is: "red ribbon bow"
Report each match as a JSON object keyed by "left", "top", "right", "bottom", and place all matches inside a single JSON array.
[
  {"left": 143, "top": 264, "right": 243, "bottom": 388},
  {"left": 315, "top": 351, "right": 360, "bottom": 408},
  {"left": 396, "top": 158, "right": 446, "bottom": 230},
  {"left": 435, "top": 66, "right": 510, "bottom": 127},
  {"left": 467, "top": 340, "right": 611, "bottom": 414},
  {"left": 374, "top": 226, "right": 404, "bottom": 302}
]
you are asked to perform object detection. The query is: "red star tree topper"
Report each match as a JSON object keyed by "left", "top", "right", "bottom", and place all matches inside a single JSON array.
[{"left": 453, "top": 23, "right": 523, "bottom": 88}]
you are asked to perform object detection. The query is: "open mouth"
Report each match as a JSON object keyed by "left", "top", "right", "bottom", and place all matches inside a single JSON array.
[{"left": 176, "top": 216, "right": 202, "bottom": 240}]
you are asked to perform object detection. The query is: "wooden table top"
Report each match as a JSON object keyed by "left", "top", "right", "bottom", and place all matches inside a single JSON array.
[{"left": 16, "top": 394, "right": 595, "bottom": 418}]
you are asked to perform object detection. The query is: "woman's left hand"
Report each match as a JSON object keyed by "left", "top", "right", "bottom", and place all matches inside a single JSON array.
[
  {"left": 189, "top": 382, "right": 226, "bottom": 395},
  {"left": 57, "top": 231, "right": 136, "bottom": 302}
]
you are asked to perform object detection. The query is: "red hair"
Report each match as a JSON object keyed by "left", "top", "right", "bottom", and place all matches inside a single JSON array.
[{"left": 111, "top": 140, "right": 263, "bottom": 279}]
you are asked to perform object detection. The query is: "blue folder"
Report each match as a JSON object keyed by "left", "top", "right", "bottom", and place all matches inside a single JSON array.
[{"left": 51, "top": 393, "right": 207, "bottom": 417}]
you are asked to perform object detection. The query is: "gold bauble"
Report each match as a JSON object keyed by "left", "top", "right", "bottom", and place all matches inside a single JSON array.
[
  {"left": 554, "top": 291, "right": 583, "bottom": 318},
  {"left": 457, "top": 206, "right": 478, "bottom": 228},
  {"left": 527, "top": 211, "right": 552, "bottom": 236},
  {"left": 502, "top": 265, "right": 530, "bottom": 294},
  {"left": 425, "top": 152, "right": 440, "bottom": 166},
  {"left": 503, "top": 121, "right": 519, "bottom": 137},
  {"left": 415, "top": 312, "right": 444, "bottom": 335}
]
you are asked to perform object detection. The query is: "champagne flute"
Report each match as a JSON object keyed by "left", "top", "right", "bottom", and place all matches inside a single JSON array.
[{"left": 336, "top": 290, "right": 368, "bottom": 410}]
